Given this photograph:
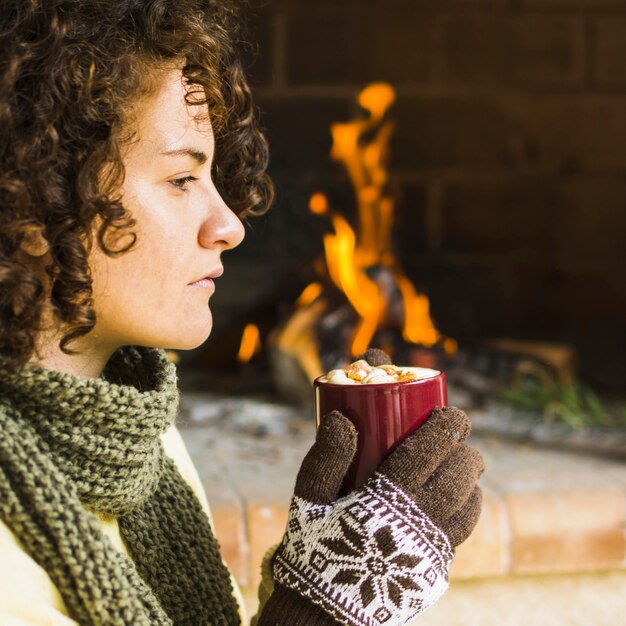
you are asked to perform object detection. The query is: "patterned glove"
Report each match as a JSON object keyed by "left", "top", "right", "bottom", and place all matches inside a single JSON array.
[{"left": 258, "top": 369, "right": 483, "bottom": 625}]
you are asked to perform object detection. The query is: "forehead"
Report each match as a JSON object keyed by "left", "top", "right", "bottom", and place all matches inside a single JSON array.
[{"left": 127, "top": 68, "right": 214, "bottom": 153}]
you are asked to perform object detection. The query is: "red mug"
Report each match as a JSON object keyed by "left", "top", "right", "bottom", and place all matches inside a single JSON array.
[{"left": 314, "top": 368, "right": 447, "bottom": 494}]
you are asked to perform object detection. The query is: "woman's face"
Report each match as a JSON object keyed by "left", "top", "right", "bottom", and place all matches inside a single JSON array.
[{"left": 88, "top": 68, "right": 244, "bottom": 354}]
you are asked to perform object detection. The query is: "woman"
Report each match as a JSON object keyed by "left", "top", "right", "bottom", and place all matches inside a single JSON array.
[{"left": 0, "top": 1, "right": 484, "bottom": 624}]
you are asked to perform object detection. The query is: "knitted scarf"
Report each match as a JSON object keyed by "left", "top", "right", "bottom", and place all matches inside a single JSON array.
[{"left": 0, "top": 347, "right": 241, "bottom": 626}]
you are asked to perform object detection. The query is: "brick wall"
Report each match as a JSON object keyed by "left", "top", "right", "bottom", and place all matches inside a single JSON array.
[{"left": 208, "top": 0, "right": 626, "bottom": 392}]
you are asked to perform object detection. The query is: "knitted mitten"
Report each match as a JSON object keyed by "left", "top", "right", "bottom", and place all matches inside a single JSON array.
[{"left": 258, "top": 404, "right": 483, "bottom": 626}]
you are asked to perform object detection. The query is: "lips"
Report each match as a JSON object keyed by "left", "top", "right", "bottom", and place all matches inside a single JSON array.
[
  {"left": 189, "top": 266, "right": 223, "bottom": 283},
  {"left": 188, "top": 266, "right": 223, "bottom": 290},
  {"left": 189, "top": 278, "right": 215, "bottom": 291}
]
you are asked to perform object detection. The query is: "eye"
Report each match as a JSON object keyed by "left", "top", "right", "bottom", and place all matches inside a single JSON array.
[{"left": 169, "top": 175, "right": 198, "bottom": 191}]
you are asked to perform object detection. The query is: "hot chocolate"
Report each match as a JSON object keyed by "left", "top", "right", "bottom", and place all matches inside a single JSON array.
[{"left": 315, "top": 360, "right": 447, "bottom": 493}]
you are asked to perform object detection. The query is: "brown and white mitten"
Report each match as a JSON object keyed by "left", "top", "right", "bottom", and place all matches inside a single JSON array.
[{"left": 258, "top": 405, "right": 483, "bottom": 626}]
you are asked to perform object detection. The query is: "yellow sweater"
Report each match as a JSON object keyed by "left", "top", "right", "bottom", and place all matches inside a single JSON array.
[{"left": 0, "top": 424, "right": 247, "bottom": 625}]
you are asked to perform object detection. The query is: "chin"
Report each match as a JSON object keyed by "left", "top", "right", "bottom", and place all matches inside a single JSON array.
[{"left": 166, "top": 322, "right": 213, "bottom": 351}]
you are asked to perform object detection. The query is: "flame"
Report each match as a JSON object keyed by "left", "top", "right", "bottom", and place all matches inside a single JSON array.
[
  {"left": 394, "top": 274, "right": 439, "bottom": 347},
  {"left": 330, "top": 83, "right": 396, "bottom": 265},
  {"left": 307, "top": 190, "right": 386, "bottom": 355},
  {"left": 296, "top": 282, "right": 323, "bottom": 307},
  {"left": 309, "top": 193, "right": 329, "bottom": 216},
  {"left": 276, "top": 299, "right": 325, "bottom": 382},
  {"left": 308, "top": 82, "right": 452, "bottom": 358},
  {"left": 322, "top": 208, "right": 386, "bottom": 356},
  {"left": 237, "top": 323, "right": 261, "bottom": 363},
  {"left": 275, "top": 82, "right": 454, "bottom": 380}
]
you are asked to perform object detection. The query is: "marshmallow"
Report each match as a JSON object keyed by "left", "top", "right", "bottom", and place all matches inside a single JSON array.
[
  {"left": 320, "top": 360, "right": 440, "bottom": 385},
  {"left": 362, "top": 368, "right": 393, "bottom": 384},
  {"left": 325, "top": 369, "right": 356, "bottom": 385}
]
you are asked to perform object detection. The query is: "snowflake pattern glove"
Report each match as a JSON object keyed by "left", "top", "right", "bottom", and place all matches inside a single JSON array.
[{"left": 259, "top": 405, "right": 483, "bottom": 626}]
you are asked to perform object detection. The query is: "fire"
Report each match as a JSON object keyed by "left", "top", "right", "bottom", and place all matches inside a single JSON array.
[
  {"left": 274, "top": 82, "right": 454, "bottom": 381},
  {"left": 237, "top": 323, "right": 261, "bottom": 363},
  {"left": 331, "top": 83, "right": 395, "bottom": 266},
  {"left": 308, "top": 194, "right": 386, "bottom": 356},
  {"left": 296, "top": 281, "right": 323, "bottom": 307},
  {"left": 305, "top": 83, "right": 449, "bottom": 359}
]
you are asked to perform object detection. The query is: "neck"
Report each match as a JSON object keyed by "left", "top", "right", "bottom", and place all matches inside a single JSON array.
[{"left": 30, "top": 330, "right": 118, "bottom": 379}]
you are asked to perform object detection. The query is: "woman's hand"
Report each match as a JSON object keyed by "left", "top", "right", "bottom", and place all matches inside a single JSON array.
[{"left": 258, "top": 405, "right": 484, "bottom": 626}]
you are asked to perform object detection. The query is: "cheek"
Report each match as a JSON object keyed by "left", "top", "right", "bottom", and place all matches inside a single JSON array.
[
  {"left": 145, "top": 240, "right": 201, "bottom": 310},
  {"left": 91, "top": 196, "right": 196, "bottom": 308},
  {"left": 130, "top": 244, "right": 186, "bottom": 301},
  {"left": 90, "top": 242, "right": 173, "bottom": 306}
]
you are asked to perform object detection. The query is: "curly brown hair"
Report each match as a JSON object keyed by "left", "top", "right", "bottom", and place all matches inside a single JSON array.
[{"left": 0, "top": 0, "right": 273, "bottom": 369}]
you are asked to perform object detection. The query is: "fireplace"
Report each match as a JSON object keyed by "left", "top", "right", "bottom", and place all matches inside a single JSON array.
[
  {"left": 183, "top": 1, "right": 625, "bottom": 421},
  {"left": 171, "top": 4, "right": 626, "bottom": 614}
]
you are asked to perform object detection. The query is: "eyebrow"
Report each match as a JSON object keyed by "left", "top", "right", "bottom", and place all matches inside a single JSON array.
[{"left": 159, "top": 148, "right": 208, "bottom": 165}]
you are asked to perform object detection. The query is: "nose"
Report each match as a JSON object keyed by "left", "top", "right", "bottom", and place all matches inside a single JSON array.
[{"left": 198, "top": 187, "right": 245, "bottom": 251}]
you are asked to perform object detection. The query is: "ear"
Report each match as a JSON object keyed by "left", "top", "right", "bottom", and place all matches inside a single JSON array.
[{"left": 20, "top": 226, "right": 50, "bottom": 257}]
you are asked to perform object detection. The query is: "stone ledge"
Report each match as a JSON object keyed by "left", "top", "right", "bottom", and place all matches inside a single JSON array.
[{"left": 178, "top": 392, "right": 626, "bottom": 594}]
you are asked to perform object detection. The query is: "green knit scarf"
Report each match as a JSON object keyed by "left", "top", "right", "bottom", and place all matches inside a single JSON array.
[{"left": 0, "top": 347, "right": 241, "bottom": 626}]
